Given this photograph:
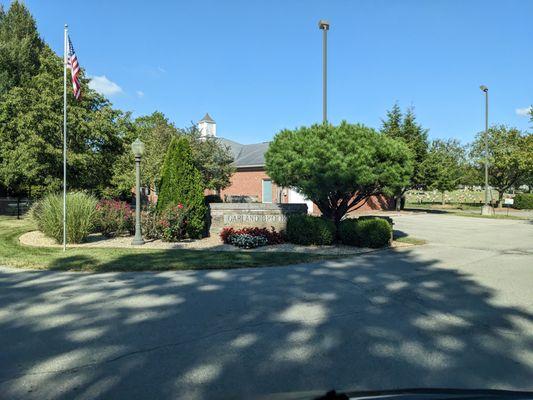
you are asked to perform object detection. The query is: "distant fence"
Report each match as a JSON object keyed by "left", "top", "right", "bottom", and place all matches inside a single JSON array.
[{"left": 0, "top": 198, "right": 32, "bottom": 217}]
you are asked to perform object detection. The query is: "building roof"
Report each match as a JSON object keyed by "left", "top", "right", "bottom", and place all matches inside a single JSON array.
[
  {"left": 199, "top": 113, "right": 215, "bottom": 123},
  {"left": 217, "top": 137, "right": 270, "bottom": 168}
]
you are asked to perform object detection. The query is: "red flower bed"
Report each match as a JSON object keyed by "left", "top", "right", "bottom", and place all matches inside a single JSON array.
[{"left": 220, "top": 226, "right": 284, "bottom": 245}]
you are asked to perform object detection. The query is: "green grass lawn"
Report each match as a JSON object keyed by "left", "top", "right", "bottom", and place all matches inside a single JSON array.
[
  {"left": 393, "top": 236, "right": 427, "bottom": 245},
  {"left": 0, "top": 217, "right": 341, "bottom": 272}
]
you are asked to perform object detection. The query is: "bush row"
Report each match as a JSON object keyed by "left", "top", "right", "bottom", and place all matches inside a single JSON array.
[
  {"left": 32, "top": 192, "right": 198, "bottom": 244},
  {"left": 285, "top": 214, "right": 392, "bottom": 248}
]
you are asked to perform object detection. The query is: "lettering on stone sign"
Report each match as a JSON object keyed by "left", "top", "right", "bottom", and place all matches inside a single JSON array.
[{"left": 223, "top": 214, "right": 287, "bottom": 224}]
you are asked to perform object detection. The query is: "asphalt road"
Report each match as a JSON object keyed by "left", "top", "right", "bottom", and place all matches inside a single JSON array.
[{"left": 0, "top": 214, "right": 532, "bottom": 399}]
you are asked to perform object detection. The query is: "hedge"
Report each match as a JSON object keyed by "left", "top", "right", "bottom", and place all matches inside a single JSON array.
[{"left": 285, "top": 215, "right": 335, "bottom": 245}]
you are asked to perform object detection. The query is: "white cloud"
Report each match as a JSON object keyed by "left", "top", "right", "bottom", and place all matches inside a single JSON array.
[
  {"left": 515, "top": 106, "right": 532, "bottom": 117},
  {"left": 157, "top": 66, "right": 166, "bottom": 73},
  {"left": 88, "top": 75, "right": 123, "bottom": 96},
  {"left": 136, "top": 90, "right": 144, "bottom": 98}
]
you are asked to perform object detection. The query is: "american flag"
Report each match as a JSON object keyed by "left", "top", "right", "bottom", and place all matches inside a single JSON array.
[{"left": 67, "top": 36, "right": 81, "bottom": 100}]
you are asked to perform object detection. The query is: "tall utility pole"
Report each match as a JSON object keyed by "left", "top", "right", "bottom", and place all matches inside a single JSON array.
[
  {"left": 318, "top": 20, "right": 329, "bottom": 123},
  {"left": 480, "top": 85, "right": 494, "bottom": 215}
]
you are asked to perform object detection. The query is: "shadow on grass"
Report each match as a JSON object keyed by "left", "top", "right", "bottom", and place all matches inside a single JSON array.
[
  {"left": 0, "top": 245, "right": 532, "bottom": 399},
  {"left": 46, "top": 248, "right": 339, "bottom": 273}
]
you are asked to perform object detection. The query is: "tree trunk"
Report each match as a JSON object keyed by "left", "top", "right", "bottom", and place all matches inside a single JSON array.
[
  {"left": 441, "top": 192, "right": 445, "bottom": 206},
  {"left": 395, "top": 195, "right": 401, "bottom": 211},
  {"left": 496, "top": 191, "right": 504, "bottom": 208}
]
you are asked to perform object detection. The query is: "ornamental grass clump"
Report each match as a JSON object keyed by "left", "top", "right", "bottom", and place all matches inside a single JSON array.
[{"left": 32, "top": 192, "right": 97, "bottom": 243}]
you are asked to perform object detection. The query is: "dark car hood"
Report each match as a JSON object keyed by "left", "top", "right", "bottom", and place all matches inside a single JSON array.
[{"left": 259, "top": 388, "right": 533, "bottom": 400}]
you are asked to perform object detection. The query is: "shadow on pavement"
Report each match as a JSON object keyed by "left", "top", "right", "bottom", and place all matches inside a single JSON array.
[{"left": 0, "top": 246, "right": 532, "bottom": 399}]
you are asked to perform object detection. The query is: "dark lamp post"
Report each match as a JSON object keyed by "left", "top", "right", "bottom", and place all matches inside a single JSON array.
[
  {"left": 479, "top": 85, "right": 494, "bottom": 216},
  {"left": 319, "top": 20, "right": 329, "bottom": 123},
  {"left": 131, "top": 138, "right": 145, "bottom": 245}
]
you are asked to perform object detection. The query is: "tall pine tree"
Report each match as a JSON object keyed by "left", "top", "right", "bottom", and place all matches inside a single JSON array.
[
  {"left": 0, "top": 0, "right": 43, "bottom": 95},
  {"left": 381, "top": 104, "right": 429, "bottom": 209}
]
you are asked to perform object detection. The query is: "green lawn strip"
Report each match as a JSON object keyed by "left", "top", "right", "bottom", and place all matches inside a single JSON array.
[
  {"left": 448, "top": 211, "right": 528, "bottom": 220},
  {"left": 0, "top": 217, "right": 341, "bottom": 272},
  {"left": 393, "top": 236, "right": 427, "bottom": 245},
  {"left": 404, "top": 206, "right": 528, "bottom": 220}
]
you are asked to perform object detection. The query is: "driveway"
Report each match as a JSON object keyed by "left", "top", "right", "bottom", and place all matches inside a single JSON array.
[{"left": 0, "top": 214, "right": 532, "bottom": 399}]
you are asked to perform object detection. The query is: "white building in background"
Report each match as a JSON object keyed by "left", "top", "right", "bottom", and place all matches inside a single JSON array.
[{"left": 198, "top": 113, "right": 217, "bottom": 138}]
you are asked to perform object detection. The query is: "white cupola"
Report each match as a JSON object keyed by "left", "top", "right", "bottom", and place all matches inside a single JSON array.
[{"left": 198, "top": 113, "right": 216, "bottom": 138}]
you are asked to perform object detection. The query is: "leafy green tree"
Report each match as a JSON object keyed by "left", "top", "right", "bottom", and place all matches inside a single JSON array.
[
  {"left": 109, "top": 116, "right": 234, "bottom": 198},
  {"left": 471, "top": 126, "right": 532, "bottom": 206},
  {"left": 381, "top": 104, "right": 428, "bottom": 209},
  {"left": 109, "top": 112, "right": 177, "bottom": 198},
  {"left": 183, "top": 126, "right": 235, "bottom": 192},
  {"left": 157, "top": 137, "right": 207, "bottom": 238},
  {"left": 420, "top": 139, "right": 466, "bottom": 204},
  {"left": 0, "top": 2, "right": 128, "bottom": 198},
  {"left": 0, "top": 1, "right": 43, "bottom": 95},
  {"left": 265, "top": 122, "right": 413, "bottom": 227}
]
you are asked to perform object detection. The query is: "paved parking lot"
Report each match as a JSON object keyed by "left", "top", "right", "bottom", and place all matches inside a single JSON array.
[{"left": 0, "top": 214, "right": 532, "bottom": 399}]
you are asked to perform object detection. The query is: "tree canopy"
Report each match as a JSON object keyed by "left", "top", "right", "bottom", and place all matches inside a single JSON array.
[
  {"left": 265, "top": 122, "right": 413, "bottom": 225},
  {"left": 108, "top": 115, "right": 234, "bottom": 198},
  {"left": 0, "top": 1, "right": 129, "bottom": 198},
  {"left": 420, "top": 139, "right": 466, "bottom": 203},
  {"left": 471, "top": 125, "right": 533, "bottom": 205}
]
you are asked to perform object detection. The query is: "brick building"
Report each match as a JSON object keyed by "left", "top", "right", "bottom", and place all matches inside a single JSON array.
[{"left": 199, "top": 114, "right": 393, "bottom": 214}]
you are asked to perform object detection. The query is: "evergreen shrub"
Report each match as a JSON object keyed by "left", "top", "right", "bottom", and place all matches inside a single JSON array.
[
  {"left": 157, "top": 137, "right": 207, "bottom": 238},
  {"left": 356, "top": 218, "right": 392, "bottom": 248},
  {"left": 285, "top": 214, "right": 335, "bottom": 245}
]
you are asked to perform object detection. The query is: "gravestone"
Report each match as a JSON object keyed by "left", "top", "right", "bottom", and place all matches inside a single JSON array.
[{"left": 209, "top": 203, "right": 307, "bottom": 236}]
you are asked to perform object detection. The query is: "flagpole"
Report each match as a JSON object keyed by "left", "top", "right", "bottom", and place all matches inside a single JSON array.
[{"left": 63, "top": 24, "right": 68, "bottom": 252}]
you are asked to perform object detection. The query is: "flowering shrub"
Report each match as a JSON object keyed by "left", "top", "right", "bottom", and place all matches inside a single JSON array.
[
  {"left": 141, "top": 203, "right": 161, "bottom": 240},
  {"left": 220, "top": 226, "right": 284, "bottom": 245},
  {"left": 229, "top": 233, "right": 268, "bottom": 249},
  {"left": 95, "top": 199, "right": 134, "bottom": 237},
  {"left": 157, "top": 204, "right": 189, "bottom": 242}
]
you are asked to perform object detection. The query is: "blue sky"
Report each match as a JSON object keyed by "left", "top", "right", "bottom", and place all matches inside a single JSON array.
[{"left": 7, "top": 0, "right": 533, "bottom": 144}]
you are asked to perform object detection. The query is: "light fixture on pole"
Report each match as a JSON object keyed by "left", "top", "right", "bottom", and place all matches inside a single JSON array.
[
  {"left": 479, "top": 85, "right": 494, "bottom": 216},
  {"left": 131, "top": 138, "right": 145, "bottom": 245},
  {"left": 318, "top": 19, "right": 329, "bottom": 123}
]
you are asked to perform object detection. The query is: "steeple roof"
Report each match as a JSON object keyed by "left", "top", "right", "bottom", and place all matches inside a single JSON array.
[{"left": 199, "top": 113, "right": 215, "bottom": 123}]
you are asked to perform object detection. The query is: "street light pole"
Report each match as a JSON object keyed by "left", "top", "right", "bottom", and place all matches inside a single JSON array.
[
  {"left": 319, "top": 20, "right": 329, "bottom": 123},
  {"left": 479, "top": 85, "right": 494, "bottom": 215},
  {"left": 131, "top": 138, "right": 145, "bottom": 245}
]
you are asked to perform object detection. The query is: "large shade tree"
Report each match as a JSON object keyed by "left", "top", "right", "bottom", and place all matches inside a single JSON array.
[
  {"left": 265, "top": 122, "right": 413, "bottom": 226},
  {"left": 0, "top": 1, "right": 128, "bottom": 198},
  {"left": 471, "top": 125, "right": 533, "bottom": 206}
]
